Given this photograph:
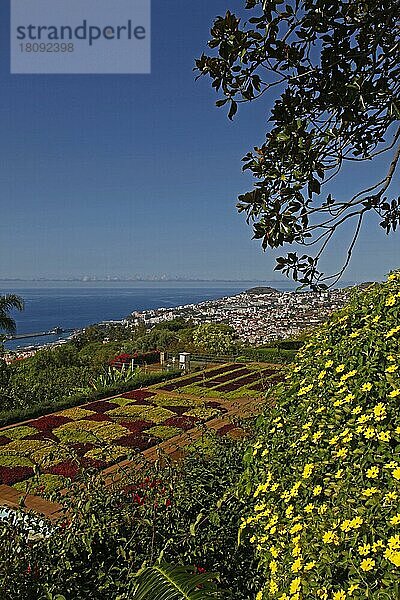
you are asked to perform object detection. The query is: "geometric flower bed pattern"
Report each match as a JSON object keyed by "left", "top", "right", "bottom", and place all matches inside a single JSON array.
[{"left": 0, "top": 362, "right": 276, "bottom": 493}]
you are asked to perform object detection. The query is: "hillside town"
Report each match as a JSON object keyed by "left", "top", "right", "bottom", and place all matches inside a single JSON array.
[{"left": 127, "top": 285, "right": 358, "bottom": 344}]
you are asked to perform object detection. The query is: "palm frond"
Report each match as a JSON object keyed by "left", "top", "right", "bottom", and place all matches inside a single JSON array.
[
  {"left": 0, "top": 294, "right": 25, "bottom": 313},
  {"left": 0, "top": 315, "right": 17, "bottom": 334},
  {"left": 131, "top": 563, "right": 222, "bottom": 600}
]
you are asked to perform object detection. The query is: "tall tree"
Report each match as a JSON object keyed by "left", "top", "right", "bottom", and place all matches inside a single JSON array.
[
  {"left": 0, "top": 294, "right": 24, "bottom": 334},
  {"left": 196, "top": 0, "right": 400, "bottom": 288}
]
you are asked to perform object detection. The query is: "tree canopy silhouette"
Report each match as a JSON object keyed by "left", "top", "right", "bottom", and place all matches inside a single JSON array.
[
  {"left": 196, "top": 0, "right": 400, "bottom": 288},
  {"left": 0, "top": 294, "right": 24, "bottom": 334}
]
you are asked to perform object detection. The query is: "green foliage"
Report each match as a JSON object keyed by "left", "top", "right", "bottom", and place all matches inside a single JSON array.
[
  {"left": 242, "top": 271, "right": 400, "bottom": 598},
  {"left": 143, "top": 426, "right": 183, "bottom": 440},
  {"left": 132, "top": 562, "right": 221, "bottom": 599},
  {"left": 90, "top": 365, "right": 139, "bottom": 391},
  {"left": 196, "top": 1, "right": 400, "bottom": 288},
  {"left": 0, "top": 370, "right": 180, "bottom": 428},
  {"left": 0, "top": 432, "right": 261, "bottom": 599},
  {"left": 240, "top": 346, "right": 297, "bottom": 364},
  {"left": 192, "top": 323, "right": 237, "bottom": 355}
]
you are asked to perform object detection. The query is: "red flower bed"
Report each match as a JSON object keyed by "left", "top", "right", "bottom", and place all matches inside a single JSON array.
[
  {"left": 0, "top": 466, "right": 34, "bottom": 485},
  {"left": 31, "top": 415, "right": 72, "bottom": 431},
  {"left": 119, "top": 420, "right": 153, "bottom": 433},
  {"left": 162, "top": 406, "right": 189, "bottom": 417},
  {"left": 46, "top": 461, "right": 79, "bottom": 480},
  {"left": 80, "top": 457, "right": 107, "bottom": 470},
  {"left": 205, "top": 401, "right": 223, "bottom": 409},
  {"left": 0, "top": 436, "right": 11, "bottom": 446},
  {"left": 120, "top": 390, "right": 155, "bottom": 401},
  {"left": 115, "top": 434, "right": 156, "bottom": 451},
  {"left": 216, "top": 423, "right": 236, "bottom": 437},
  {"left": 70, "top": 443, "right": 95, "bottom": 457},
  {"left": 85, "top": 413, "right": 112, "bottom": 423},
  {"left": 163, "top": 416, "right": 197, "bottom": 431},
  {"left": 83, "top": 400, "right": 120, "bottom": 413}
]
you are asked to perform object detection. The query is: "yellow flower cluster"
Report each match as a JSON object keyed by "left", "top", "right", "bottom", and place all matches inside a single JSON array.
[{"left": 246, "top": 272, "right": 400, "bottom": 599}]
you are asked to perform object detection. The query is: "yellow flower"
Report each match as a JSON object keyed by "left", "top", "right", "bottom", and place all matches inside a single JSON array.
[
  {"left": 286, "top": 505, "right": 294, "bottom": 518},
  {"left": 388, "top": 272, "right": 399, "bottom": 281},
  {"left": 318, "top": 504, "right": 328, "bottom": 515},
  {"left": 336, "top": 364, "right": 345, "bottom": 373},
  {"left": 341, "top": 520, "right": 352, "bottom": 533},
  {"left": 385, "top": 491, "right": 398, "bottom": 502},
  {"left": 358, "top": 543, "right": 370, "bottom": 556},
  {"left": 304, "top": 561, "right": 315, "bottom": 571},
  {"left": 393, "top": 468, "right": 400, "bottom": 480},
  {"left": 302, "top": 463, "right": 314, "bottom": 479},
  {"left": 386, "top": 325, "right": 400, "bottom": 338},
  {"left": 348, "top": 584, "right": 359, "bottom": 595},
  {"left": 304, "top": 503, "right": 314, "bottom": 513},
  {"left": 390, "top": 514, "right": 400, "bottom": 526},
  {"left": 343, "top": 393, "right": 354, "bottom": 403},
  {"left": 318, "top": 370, "right": 327, "bottom": 380},
  {"left": 373, "top": 403, "right": 387, "bottom": 421},
  {"left": 313, "top": 485, "right": 322, "bottom": 496},
  {"left": 270, "top": 560, "right": 278, "bottom": 574},
  {"left": 290, "top": 523, "right": 303, "bottom": 535},
  {"left": 269, "top": 579, "right": 278, "bottom": 594},
  {"left": 256, "top": 592, "right": 263, "bottom": 600},
  {"left": 325, "top": 360, "right": 333, "bottom": 368},
  {"left": 377, "top": 431, "right": 390, "bottom": 442},
  {"left": 361, "top": 382, "right": 373, "bottom": 392},
  {"left": 357, "top": 414, "right": 371, "bottom": 424},
  {"left": 385, "top": 550, "right": 400, "bottom": 567},
  {"left": 386, "top": 295, "right": 396, "bottom": 306},
  {"left": 362, "top": 487, "right": 379, "bottom": 497},
  {"left": 333, "top": 591, "right": 346, "bottom": 600},
  {"left": 336, "top": 448, "right": 348, "bottom": 459},
  {"left": 289, "top": 578, "right": 301, "bottom": 595},
  {"left": 322, "top": 530, "right": 338, "bottom": 544},
  {"left": 291, "top": 558, "right": 302, "bottom": 573},
  {"left": 349, "top": 330, "right": 360, "bottom": 338},
  {"left": 385, "top": 461, "right": 398, "bottom": 469},
  {"left": 364, "top": 427, "right": 375, "bottom": 439},
  {"left": 372, "top": 540, "right": 385, "bottom": 552},
  {"left": 388, "top": 534, "right": 400, "bottom": 550},
  {"left": 313, "top": 431, "right": 323, "bottom": 443},
  {"left": 270, "top": 546, "right": 279, "bottom": 558},
  {"left": 366, "top": 466, "right": 379, "bottom": 479},
  {"left": 298, "top": 384, "right": 313, "bottom": 396},
  {"left": 386, "top": 364, "right": 398, "bottom": 373},
  {"left": 352, "top": 406, "right": 362, "bottom": 415},
  {"left": 389, "top": 389, "right": 400, "bottom": 398},
  {"left": 292, "top": 545, "right": 301, "bottom": 557},
  {"left": 351, "top": 516, "right": 363, "bottom": 529},
  {"left": 360, "top": 558, "right": 375, "bottom": 571}
]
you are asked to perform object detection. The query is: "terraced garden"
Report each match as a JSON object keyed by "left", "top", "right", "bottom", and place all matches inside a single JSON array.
[{"left": 0, "top": 362, "right": 280, "bottom": 496}]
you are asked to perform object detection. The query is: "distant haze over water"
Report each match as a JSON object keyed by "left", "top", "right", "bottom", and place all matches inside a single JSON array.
[{"left": 1, "top": 280, "right": 356, "bottom": 351}]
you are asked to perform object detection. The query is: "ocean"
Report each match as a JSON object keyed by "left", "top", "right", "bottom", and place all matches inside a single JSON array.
[{"left": 1, "top": 281, "right": 296, "bottom": 351}]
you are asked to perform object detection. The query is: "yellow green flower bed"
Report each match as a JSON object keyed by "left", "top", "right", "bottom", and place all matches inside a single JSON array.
[{"left": 243, "top": 272, "right": 400, "bottom": 599}]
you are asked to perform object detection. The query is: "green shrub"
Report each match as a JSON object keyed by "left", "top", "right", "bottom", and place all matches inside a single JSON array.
[
  {"left": 0, "top": 431, "right": 261, "bottom": 600},
  {"left": 242, "top": 272, "right": 400, "bottom": 599},
  {"left": 0, "top": 370, "right": 180, "bottom": 427}
]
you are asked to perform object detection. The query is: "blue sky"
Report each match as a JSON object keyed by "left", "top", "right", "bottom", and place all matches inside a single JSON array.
[{"left": 0, "top": 0, "right": 398, "bottom": 283}]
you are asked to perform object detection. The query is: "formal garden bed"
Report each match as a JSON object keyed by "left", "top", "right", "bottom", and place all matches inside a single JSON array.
[{"left": 0, "top": 362, "right": 275, "bottom": 495}]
